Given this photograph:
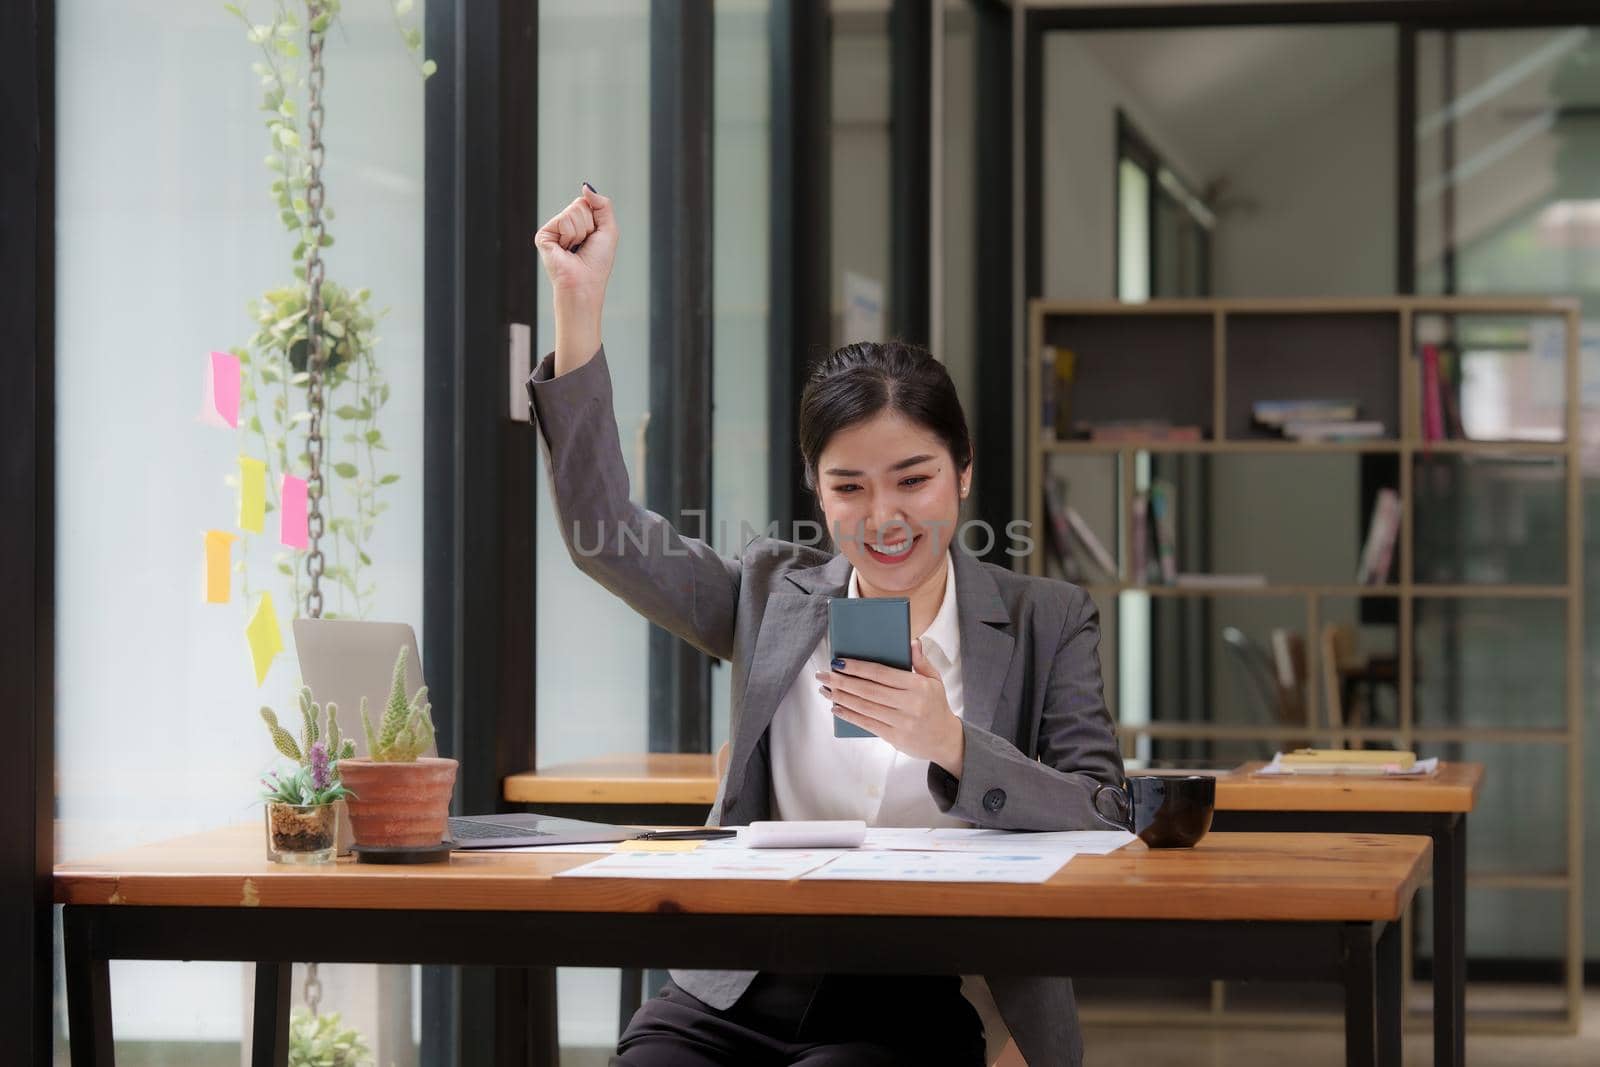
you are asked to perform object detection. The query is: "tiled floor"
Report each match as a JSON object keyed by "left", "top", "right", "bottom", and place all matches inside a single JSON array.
[
  {"left": 564, "top": 985, "right": 1598, "bottom": 1066},
  {"left": 1079, "top": 985, "right": 1599, "bottom": 1066}
]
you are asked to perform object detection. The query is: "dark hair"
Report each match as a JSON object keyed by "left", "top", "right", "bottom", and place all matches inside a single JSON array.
[{"left": 798, "top": 340, "right": 973, "bottom": 495}]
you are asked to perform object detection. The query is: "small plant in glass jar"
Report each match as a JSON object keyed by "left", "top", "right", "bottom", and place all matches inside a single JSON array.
[{"left": 259, "top": 688, "right": 357, "bottom": 864}]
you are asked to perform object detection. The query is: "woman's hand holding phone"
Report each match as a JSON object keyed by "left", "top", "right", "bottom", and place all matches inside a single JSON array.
[
  {"left": 534, "top": 182, "right": 617, "bottom": 377},
  {"left": 816, "top": 639, "right": 966, "bottom": 779}
]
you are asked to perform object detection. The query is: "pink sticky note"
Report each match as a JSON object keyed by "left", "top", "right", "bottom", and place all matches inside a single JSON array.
[
  {"left": 280, "top": 474, "right": 309, "bottom": 549},
  {"left": 202, "top": 351, "right": 241, "bottom": 428}
]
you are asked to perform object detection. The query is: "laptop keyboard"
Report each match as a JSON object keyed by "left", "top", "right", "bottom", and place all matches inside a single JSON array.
[{"left": 449, "top": 820, "right": 553, "bottom": 840}]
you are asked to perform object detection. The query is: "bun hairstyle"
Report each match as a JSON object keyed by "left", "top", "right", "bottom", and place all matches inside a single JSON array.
[{"left": 798, "top": 340, "right": 973, "bottom": 496}]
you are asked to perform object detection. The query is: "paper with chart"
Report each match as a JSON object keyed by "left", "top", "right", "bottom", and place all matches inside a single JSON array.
[
  {"left": 554, "top": 848, "right": 844, "bottom": 880},
  {"left": 800, "top": 850, "right": 1070, "bottom": 884},
  {"left": 919, "top": 829, "right": 1135, "bottom": 854},
  {"left": 700, "top": 827, "right": 1136, "bottom": 856}
]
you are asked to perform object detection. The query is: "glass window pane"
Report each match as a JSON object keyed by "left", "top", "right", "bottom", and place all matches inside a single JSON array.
[
  {"left": 536, "top": 0, "right": 653, "bottom": 1051},
  {"left": 942, "top": 0, "right": 979, "bottom": 486},
  {"left": 712, "top": 0, "right": 772, "bottom": 751},
  {"left": 55, "top": 0, "right": 429, "bottom": 1060},
  {"left": 831, "top": 0, "right": 893, "bottom": 346}
]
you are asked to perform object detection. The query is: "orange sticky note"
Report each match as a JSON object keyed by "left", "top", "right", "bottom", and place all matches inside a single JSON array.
[
  {"left": 245, "top": 591, "right": 284, "bottom": 686},
  {"left": 203, "top": 530, "right": 238, "bottom": 604},
  {"left": 238, "top": 456, "right": 266, "bottom": 533}
]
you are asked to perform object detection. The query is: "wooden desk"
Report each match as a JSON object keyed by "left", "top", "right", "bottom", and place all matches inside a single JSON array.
[
  {"left": 504, "top": 757, "right": 1482, "bottom": 1067},
  {"left": 503, "top": 754, "right": 718, "bottom": 823},
  {"left": 57, "top": 828, "right": 1427, "bottom": 1067},
  {"left": 1207, "top": 762, "right": 1483, "bottom": 1067}
]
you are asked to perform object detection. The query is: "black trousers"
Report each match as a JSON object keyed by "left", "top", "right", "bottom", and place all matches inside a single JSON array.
[{"left": 613, "top": 973, "right": 987, "bottom": 1067}]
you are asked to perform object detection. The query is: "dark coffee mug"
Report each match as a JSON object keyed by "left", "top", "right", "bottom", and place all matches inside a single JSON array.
[{"left": 1091, "top": 775, "right": 1216, "bottom": 848}]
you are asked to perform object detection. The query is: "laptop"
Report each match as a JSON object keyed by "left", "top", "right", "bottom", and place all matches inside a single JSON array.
[
  {"left": 447, "top": 813, "right": 637, "bottom": 850},
  {"left": 293, "top": 618, "right": 429, "bottom": 757},
  {"left": 293, "top": 619, "right": 640, "bottom": 851}
]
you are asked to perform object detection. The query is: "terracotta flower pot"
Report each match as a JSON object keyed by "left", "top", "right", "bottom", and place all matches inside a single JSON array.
[{"left": 338, "top": 756, "right": 458, "bottom": 848}]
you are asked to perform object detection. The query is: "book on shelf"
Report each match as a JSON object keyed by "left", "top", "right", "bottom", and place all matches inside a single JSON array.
[
  {"left": 1036, "top": 470, "right": 1075, "bottom": 575},
  {"left": 1149, "top": 479, "right": 1177, "bottom": 584},
  {"left": 1173, "top": 573, "right": 1268, "bottom": 589},
  {"left": 1421, "top": 342, "right": 1465, "bottom": 442},
  {"left": 1040, "top": 345, "right": 1077, "bottom": 441},
  {"left": 1079, "top": 421, "right": 1204, "bottom": 444},
  {"left": 1251, "top": 399, "right": 1360, "bottom": 430},
  {"left": 1130, "top": 490, "right": 1149, "bottom": 585},
  {"left": 1356, "top": 487, "right": 1401, "bottom": 585},
  {"left": 1040, "top": 345, "right": 1057, "bottom": 441},
  {"left": 1439, "top": 346, "right": 1464, "bottom": 439},
  {"left": 1041, "top": 473, "right": 1118, "bottom": 583},
  {"left": 1281, "top": 419, "right": 1387, "bottom": 442},
  {"left": 1040, "top": 473, "right": 1084, "bottom": 582},
  {"left": 1063, "top": 504, "right": 1119, "bottom": 583},
  {"left": 1421, "top": 344, "right": 1444, "bottom": 443}
]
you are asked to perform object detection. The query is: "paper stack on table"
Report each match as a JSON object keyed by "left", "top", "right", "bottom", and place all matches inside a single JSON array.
[
  {"left": 551, "top": 828, "right": 1137, "bottom": 884},
  {"left": 1256, "top": 750, "right": 1439, "bottom": 777}
]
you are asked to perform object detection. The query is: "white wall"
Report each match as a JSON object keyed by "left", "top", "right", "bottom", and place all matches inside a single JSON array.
[
  {"left": 1211, "top": 36, "right": 1397, "bottom": 298},
  {"left": 1041, "top": 32, "right": 1205, "bottom": 302},
  {"left": 55, "top": 0, "right": 426, "bottom": 1054}
]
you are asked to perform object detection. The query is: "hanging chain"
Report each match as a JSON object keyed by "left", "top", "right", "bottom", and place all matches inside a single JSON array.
[
  {"left": 303, "top": 1, "right": 329, "bottom": 622},
  {"left": 303, "top": 964, "right": 324, "bottom": 1016},
  {"left": 303, "top": 2, "right": 329, "bottom": 1015}
]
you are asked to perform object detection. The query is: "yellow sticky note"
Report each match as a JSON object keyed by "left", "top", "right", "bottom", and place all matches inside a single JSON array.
[
  {"left": 238, "top": 456, "right": 267, "bottom": 533},
  {"left": 203, "top": 530, "right": 238, "bottom": 604},
  {"left": 614, "top": 840, "right": 703, "bottom": 853},
  {"left": 245, "top": 591, "right": 284, "bottom": 686}
]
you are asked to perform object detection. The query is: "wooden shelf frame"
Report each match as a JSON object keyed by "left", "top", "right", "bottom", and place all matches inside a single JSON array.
[{"left": 1025, "top": 295, "right": 1586, "bottom": 1033}]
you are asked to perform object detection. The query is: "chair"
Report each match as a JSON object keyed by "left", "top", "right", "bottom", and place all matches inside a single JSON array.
[
  {"left": 1320, "top": 622, "right": 1398, "bottom": 746},
  {"left": 1221, "top": 626, "right": 1308, "bottom": 759}
]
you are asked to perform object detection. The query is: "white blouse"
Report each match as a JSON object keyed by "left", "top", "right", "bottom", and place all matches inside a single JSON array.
[{"left": 769, "top": 549, "right": 970, "bottom": 828}]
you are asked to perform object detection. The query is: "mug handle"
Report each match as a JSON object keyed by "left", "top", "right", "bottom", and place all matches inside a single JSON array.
[{"left": 1091, "top": 781, "right": 1133, "bottom": 831}]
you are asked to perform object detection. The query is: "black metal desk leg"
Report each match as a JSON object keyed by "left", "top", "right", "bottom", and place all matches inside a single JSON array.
[
  {"left": 64, "top": 907, "right": 115, "bottom": 1067},
  {"left": 529, "top": 967, "right": 559, "bottom": 1067},
  {"left": 1376, "top": 920, "right": 1403, "bottom": 1065},
  {"left": 493, "top": 966, "right": 560, "bottom": 1067},
  {"left": 618, "top": 968, "right": 644, "bottom": 1035},
  {"left": 251, "top": 963, "right": 291, "bottom": 1067},
  {"left": 1432, "top": 813, "right": 1466, "bottom": 1067},
  {"left": 1343, "top": 922, "right": 1378, "bottom": 1067}
]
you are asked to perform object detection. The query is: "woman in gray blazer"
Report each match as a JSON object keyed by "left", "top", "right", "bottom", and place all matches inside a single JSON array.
[{"left": 530, "top": 185, "right": 1126, "bottom": 1067}]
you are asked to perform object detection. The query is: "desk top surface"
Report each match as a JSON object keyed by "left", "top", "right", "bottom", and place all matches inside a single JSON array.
[
  {"left": 55, "top": 827, "right": 1428, "bottom": 923},
  {"left": 503, "top": 756, "right": 1484, "bottom": 814},
  {"left": 1215, "top": 762, "right": 1483, "bottom": 813},
  {"left": 505, "top": 754, "right": 721, "bottom": 805}
]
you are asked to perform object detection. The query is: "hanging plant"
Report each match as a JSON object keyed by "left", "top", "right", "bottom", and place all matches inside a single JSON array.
[{"left": 225, "top": 0, "right": 432, "bottom": 620}]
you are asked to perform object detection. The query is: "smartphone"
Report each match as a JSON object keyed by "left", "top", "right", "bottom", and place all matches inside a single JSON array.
[{"left": 827, "top": 596, "right": 911, "bottom": 738}]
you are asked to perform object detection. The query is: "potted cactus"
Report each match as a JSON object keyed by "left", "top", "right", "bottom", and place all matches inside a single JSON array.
[
  {"left": 337, "top": 646, "right": 457, "bottom": 848},
  {"left": 259, "top": 689, "right": 357, "bottom": 864}
]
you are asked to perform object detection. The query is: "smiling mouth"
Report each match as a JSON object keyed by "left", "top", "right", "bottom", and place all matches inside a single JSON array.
[{"left": 865, "top": 534, "right": 920, "bottom": 564}]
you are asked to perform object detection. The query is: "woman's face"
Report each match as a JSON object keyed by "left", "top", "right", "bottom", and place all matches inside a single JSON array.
[{"left": 814, "top": 409, "right": 970, "bottom": 593}]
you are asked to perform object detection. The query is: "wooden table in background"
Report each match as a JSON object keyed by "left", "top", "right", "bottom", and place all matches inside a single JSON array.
[
  {"left": 505, "top": 756, "right": 1482, "bottom": 1067},
  {"left": 503, "top": 753, "right": 718, "bottom": 825},
  {"left": 57, "top": 827, "right": 1427, "bottom": 1067},
  {"left": 1206, "top": 762, "right": 1483, "bottom": 1067}
]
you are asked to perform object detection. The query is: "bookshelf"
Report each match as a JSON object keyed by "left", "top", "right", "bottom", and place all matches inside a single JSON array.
[{"left": 1026, "top": 296, "right": 1585, "bottom": 1033}]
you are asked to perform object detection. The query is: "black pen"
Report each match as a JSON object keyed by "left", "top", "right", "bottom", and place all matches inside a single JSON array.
[{"left": 632, "top": 828, "right": 737, "bottom": 841}]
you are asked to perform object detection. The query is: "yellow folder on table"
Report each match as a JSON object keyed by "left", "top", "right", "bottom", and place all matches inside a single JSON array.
[{"left": 1280, "top": 748, "right": 1416, "bottom": 770}]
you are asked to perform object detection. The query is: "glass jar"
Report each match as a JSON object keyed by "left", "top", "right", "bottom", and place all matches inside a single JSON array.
[{"left": 264, "top": 801, "right": 337, "bottom": 864}]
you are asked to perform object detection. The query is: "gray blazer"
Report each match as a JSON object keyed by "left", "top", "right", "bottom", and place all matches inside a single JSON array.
[{"left": 528, "top": 347, "right": 1125, "bottom": 1067}]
